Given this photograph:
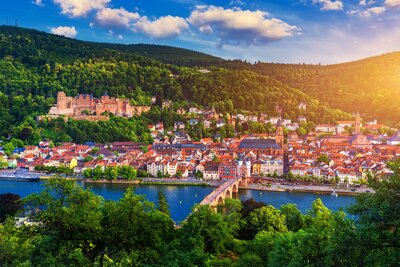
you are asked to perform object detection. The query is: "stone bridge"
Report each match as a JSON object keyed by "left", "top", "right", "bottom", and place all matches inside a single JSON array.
[{"left": 199, "top": 176, "right": 251, "bottom": 207}]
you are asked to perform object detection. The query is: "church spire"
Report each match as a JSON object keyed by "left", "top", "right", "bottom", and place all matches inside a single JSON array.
[{"left": 355, "top": 112, "right": 361, "bottom": 135}]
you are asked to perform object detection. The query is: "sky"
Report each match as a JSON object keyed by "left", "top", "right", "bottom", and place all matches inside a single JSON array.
[{"left": 2, "top": 0, "right": 400, "bottom": 64}]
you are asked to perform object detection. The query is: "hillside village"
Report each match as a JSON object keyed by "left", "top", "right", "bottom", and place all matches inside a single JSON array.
[{"left": 1, "top": 104, "right": 399, "bottom": 184}]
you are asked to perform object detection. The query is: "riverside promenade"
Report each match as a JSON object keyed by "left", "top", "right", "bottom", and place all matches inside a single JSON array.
[{"left": 246, "top": 183, "right": 373, "bottom": 195}]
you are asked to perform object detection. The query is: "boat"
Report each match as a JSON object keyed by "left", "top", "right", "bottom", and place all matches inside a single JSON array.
[
  {"left": 0, "top": 173, "right": 40, "bottom": 181},
  {"left": 331, "top": 189, "right": 338, "bottom": 197}
]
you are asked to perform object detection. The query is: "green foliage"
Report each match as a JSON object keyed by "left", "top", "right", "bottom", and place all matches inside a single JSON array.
[
  {"left": 0, "top": 26, "right": 352, "bottom": 144},
  {"left": 157, "top": 190, "right": 170, "bottom": 217},
  {"left": 317, "top": 154, "right": 330, "bottom": 164},
  {"left": 1, "top": 174, "right": 400, "bottom": 266},
  {"left": 181, "top": 205, "right": 234, "bottom": 254},
  {"left": 253, "top": 55, "right": 400, "bottom": 126},
  {"left": 83, "top": 165, "right": 137, "bottom": 180},
  {"left": 0, "top": 193, "right": 22, "bottom": 222},
  {"left": 279, "top": 204, "right": 305, "bottom": 232}
]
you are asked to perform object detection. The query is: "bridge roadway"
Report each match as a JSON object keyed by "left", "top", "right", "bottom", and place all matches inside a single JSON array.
[{"left": 199, "top": 176, "right": 250, "bottom": 207}]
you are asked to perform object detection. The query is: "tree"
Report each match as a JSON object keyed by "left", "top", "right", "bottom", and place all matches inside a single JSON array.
[
  {"left": 280, "top": 204, "right": 305, "bottom": 232},
  {"left": 317, "top": 155, "right": 330, "bottom": 164},
  {"left": 0, "top": 157, "right": 8, "bottom": 169},
  {"left": 297, "top": 126, "right": 307, "bottom": 136},
  {"left": 182, "top": 205, "right": 233, "bottom": 254},
  {"left": 119, "top": 165, "right": 137, "bottom": 180},
  {"left": 345, "top": 173, "right": 400, "bottom": 265},
  {"left": 248, "top": 205, "right": 288, "bottom": 235},
  {"left": 83, "top": 168, "right": 92, "bottom": 179},
  {"left": 157, "top": 190, "right": 170, "bottom": 217},
  {"left": 101, "top": 188, "right": 174, "bottom": 265},
  {"left": 0, "top": 193, "right": 22, "bottom": 222},
  {"left": 105, "top": 167, "right": 118, "bottom": 180},
  {"left": 23, "top": 177, "right": 104, "bottom": 265}
]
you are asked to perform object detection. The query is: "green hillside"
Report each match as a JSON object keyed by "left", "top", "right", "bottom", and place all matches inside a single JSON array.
[
  {"left": 100, "top": 43, "right": 225, "bottom": 66},
  {"left": 253, "top": 53, "right": 400, "bottom": 126},
  {"left": 0, "top": 26, "right": 350, "bottom": 144}
]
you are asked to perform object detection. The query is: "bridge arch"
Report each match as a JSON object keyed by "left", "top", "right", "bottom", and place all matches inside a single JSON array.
[
  {"left": 232, "top": 184, "right": 238, "bottom": 193},
  {"left": 217, "top": 196, "right": 224, "bottom": 206},
  {"left": 225, "top": 189, "right": 232, "bottom": 199}
]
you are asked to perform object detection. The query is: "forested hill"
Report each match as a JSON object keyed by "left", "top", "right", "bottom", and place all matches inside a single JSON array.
[
  {"left": 252, "top": 53, "right": 400, "bottom": 126},
  {"left": 100, "top": 43, "right": 225, "bottom": 66},
  {"left": 0, "top": 26, "right": 350, "bottom": 144},
  {"left": 0, "top": 26, "right": 223, "bottom": 66}
]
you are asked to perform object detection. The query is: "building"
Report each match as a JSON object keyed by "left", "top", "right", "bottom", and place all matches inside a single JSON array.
[
  {"left": 218, "top": 161, "right": 238, "bottom": 179},
  {"left": 203, "top": 161, "right": 220, "bottom": 180},
  {"left": 238, "top": 121, "right": 284, "bottom": 156},
  {"left": 350, "top": 113, "right": 372, "bottom": 149},
  {"left": 316, "top": 124, "right": 336, "bottom": 133},
  {"left": 46, "top": 92, "right": 150, "bottom": 119},
  {"left": 260, "top": 157, "right": 284, "bottom": 176}
]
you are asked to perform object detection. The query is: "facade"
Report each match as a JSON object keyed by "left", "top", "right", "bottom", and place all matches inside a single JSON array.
[
  {"left": 218, "top": 162, "right": 238, "bottom": 179},
  {"left": 238, "top": 120, "right": 284, "bottom": 156},
  {"left": 260, "top": 157, "right": 284, "bottom": 176},
  {"left": 48, "top": 92, "right": 150, "bottom": 118},
  {"left": 203, "top": 161, "right": 220, "bottom": 180}
]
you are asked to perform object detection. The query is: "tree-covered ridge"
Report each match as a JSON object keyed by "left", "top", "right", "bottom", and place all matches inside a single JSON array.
[
  {"left": 0, "top": 26, "right": 350, "bottom": 144},
  {"left": 253, "top": 53, "right": 400, "bottom": 126},
  {"left": 0, "top": 26, "right": 223, "bottom": 67},
  {"left": 101, "top": 43, "right": 226, "bottom": 67},
  {"left": 177, "top": 68, "right": 350, "bottom": 123}
]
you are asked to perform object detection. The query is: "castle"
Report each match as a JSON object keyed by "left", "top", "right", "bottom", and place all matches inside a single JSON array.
[{"left": 47, "top": 92, "right": 150, "bottom": 119}]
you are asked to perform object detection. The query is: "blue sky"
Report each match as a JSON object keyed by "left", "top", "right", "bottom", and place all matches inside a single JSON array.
[{"left": 2, "top": 0, "right": 400, "bottom": 63}]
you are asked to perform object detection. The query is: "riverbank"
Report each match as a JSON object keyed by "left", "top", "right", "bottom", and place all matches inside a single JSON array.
[
  {"left": 2, "top": 170, "right": 371, "bottom": 196},
  {"left": 245, "top": 183, "right": 373, "bottom": 196},
  {"left": 81, "top": 178, "right": 221, "bottom": 187}
]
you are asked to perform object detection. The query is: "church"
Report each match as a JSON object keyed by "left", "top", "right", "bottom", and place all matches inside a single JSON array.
[
  {"left": 238, "top": 120, "right": 285, "bottom": 156},
  {"left": 349, "top": 113, "right": 372, "bottom": 149}
]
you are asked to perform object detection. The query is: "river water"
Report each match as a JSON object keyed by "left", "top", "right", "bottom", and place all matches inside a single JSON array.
[{"left": 0, "top": 180, "right": 356, "bottom": 222}]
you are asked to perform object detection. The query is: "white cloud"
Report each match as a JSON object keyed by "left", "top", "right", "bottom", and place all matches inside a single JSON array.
[
  {"left": 349, "top": 6, "right": 386, "bottom": 17},
  {"left": 229, "top": 0, "right": 245, "bottom": 6},
  {"left": 199, "top": 25, "right": 213, "bottom": 34},
  {"left": 313, "top": 0, "right": 344, "bottom": 11},
  {"left": 134, "top": 16, "right": 189, "bottom": 38},
  {"left": 50, "top": 26, "right": 77, "bottom": 38},
  {"left": 359, "top": 0, "right": 376, "bottom": 5},
  {"left": 188, "top": 5, "right": 299, "bottom": 46},
  {"left": 33, "top": 0, "right": 44, "bottom": 6},
  {"left": 53, "top": 0, "right": 110, "bottom": 17},
  {"left": 95, "top": 8, "right": 140, "bottom": 28},
  {"left": 385, "top": 0, "right": 400, "bottom": 8}
]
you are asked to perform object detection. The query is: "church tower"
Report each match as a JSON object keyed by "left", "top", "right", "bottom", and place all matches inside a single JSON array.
[
  {"left": 275, "top": 119, "right": 284, "bottom": 148},
  {"left": 355, "top": 112, "right": 361, "bottom": 135}
]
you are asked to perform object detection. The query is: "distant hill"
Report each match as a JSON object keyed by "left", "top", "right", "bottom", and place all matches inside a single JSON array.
[
  {"left": 252, "top": 53, "right": 400, "bottom": 126},
  {"left": 0, "top": 25, "right": 361, "bottom": 143},
  {"left": 100, "top": 43, "right": 225, "bottom": 66}
]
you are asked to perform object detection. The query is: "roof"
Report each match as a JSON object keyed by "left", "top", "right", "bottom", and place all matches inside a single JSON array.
[{"left": 238, "top": 139, "right": 281, "bottom": 150}]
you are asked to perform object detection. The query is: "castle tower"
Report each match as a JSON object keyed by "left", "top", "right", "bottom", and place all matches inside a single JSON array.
[
  {"left": 57, "top": 91, "right": 67, "bottom": 109},
  {"left": 275, "top": 119, "right": 284, "bottom": 148},
  {"left": 355, "top": 112, "right": 361, "bottom": 135}
]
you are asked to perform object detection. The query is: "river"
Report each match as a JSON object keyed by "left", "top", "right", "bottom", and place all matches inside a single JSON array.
[{"left": 0, "top": 180, "right": 356, "bottom": 222}]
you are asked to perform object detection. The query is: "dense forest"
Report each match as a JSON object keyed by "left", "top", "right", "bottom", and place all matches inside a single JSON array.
[
  {"left": 252, "top": 53, "right": 400, "bottom": 127},
  {"left": 1, "top": 160, "right": 399, "bottom": 266},
  {"left": 0, "top": 25, "right": 351, "bottom": 145}
]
